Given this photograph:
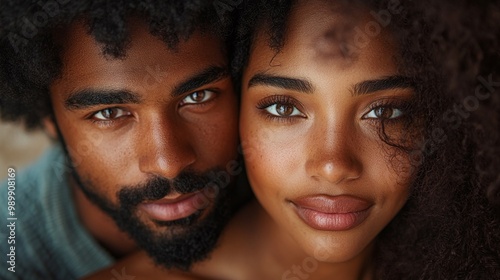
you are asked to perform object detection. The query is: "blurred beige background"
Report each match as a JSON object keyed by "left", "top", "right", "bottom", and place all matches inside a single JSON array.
[{"left": 0, "top": 121, "right": 51, "bottom": 180}]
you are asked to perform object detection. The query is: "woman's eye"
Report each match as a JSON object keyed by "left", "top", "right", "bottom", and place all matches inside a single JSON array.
[
  {"left": 181, "top": 90, "right": 215, "bottom": 105},
  {"left": 364, "top": 107, "right": 404, "bottom": 119},
  {"left": 264, "top": 103, "right": 304, "bottom": 117},
  {"left": 93, "top": 108, "right": 130, "bottom": 120}
]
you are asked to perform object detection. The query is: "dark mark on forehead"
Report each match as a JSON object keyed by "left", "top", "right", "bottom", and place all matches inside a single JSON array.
[{"left": 312, "top": 23, "right": 360, "bottom": 67}]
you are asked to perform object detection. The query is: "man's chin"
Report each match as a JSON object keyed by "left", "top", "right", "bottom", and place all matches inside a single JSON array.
[
  {"left": 62, "top": 148, "right": 234, "bottom": 270},
  {"left": 120, "top": 197, "right": 231, "bottom": 271}
]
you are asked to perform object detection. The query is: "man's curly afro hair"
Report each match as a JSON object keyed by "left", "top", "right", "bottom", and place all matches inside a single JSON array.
[
  {"left": 234, "top": 0, "right": 500, "bottom": 279},
  {"left": 0, "top": 0, "right": 236, "bottom": 129}
]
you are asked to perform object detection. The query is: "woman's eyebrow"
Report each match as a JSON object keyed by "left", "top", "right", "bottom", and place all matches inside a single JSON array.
[
  {"left": 352, "top": 76, "right": 415, "bottom": 96},
  {"left": 248, "top": 73, "right": 314, "bottom": 93},
  {"left": 247, "top": 73, "right": 414, "bottom": 96}
]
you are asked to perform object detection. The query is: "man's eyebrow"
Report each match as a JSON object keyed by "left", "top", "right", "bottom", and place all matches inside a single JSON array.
[
  {"left": 172, "top": 66, "right": 229, "bottom": 97},
  {"left": 353, "top": 76, "right": 415, "bottom": 96},
  {"left": 248, "top": 73, "right": 314, "bottom": 94},
  {"left": 64, "top": 89, "right": 141, "bottom": 110}
]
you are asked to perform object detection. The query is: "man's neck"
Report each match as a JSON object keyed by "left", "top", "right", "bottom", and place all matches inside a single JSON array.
[{"left": 70, "top": 177, "right": 138, "bottom": 258}]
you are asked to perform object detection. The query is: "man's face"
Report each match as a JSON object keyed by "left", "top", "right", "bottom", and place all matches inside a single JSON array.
[{"left": 48, "top": 20, "right": 239, "bottom": 269}]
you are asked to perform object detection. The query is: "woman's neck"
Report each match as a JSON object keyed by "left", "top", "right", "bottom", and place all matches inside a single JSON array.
[
  {"left": 259, "top": 202, "right": 375, "bottom": 280},
  {"left": 192, "top": 200, "right": 375, "bottom": 280}
]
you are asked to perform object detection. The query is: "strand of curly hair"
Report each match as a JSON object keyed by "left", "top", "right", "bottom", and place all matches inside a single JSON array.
[{"left": 232, "top": 0, "right": 500, "bottom": 279}]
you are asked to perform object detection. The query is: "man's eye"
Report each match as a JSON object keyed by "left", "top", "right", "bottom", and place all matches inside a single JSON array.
[
  {"left": 364, "top": 107, "right": 404, "bottom": 119},
  {"left": 92, "top": 108, "right": 130, "bottom": 120},
  {"left": 181, "top": 90, "right": 216, "bottom": 105},
  {"left": 264, "top": 103, "right": 304, "bottom": 117}
]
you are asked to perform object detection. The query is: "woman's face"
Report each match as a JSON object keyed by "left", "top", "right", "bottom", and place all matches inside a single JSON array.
[{"left": 240, "top": 0, "right": 415, "bottom": 262}]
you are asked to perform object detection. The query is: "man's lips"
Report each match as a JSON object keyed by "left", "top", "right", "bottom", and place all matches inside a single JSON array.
[
  {"left": 290, "top": 195, "right": 373, "bottom": 231},
  {"left": 139, "top": 191, "right": 207, "bottom": 222}
]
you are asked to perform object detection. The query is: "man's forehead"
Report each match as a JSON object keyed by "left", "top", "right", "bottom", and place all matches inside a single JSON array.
[
  {"left": 52, "top": 20, "right": 228, "bottom": 98},
  {"left": 58, "top": 19, "right": 224, "bottom": 65}
]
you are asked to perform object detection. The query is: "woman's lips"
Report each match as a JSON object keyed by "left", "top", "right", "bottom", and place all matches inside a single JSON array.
[
  {"left": 291, "top": 195, "right": 373, "bottom": 231},
  {"left": 139, "top": 192, "right": 206, "bottom": 222}
]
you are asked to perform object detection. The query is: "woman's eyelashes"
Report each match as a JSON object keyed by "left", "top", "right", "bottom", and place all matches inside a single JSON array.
[
  {"left": 362, "top": 99, "right": 411, "bottom": 122},
  {"left": 264, "top": 103, "right": 303, "bottom": 117},
  {"left": 255, "top": 95, "right": 411, "bottom": 124},
  {"left": 363, "top": 106, "right": 403, "bottom": 120},
  {"left": 256, "top": 95, "right": 306, "bottom": 123}
]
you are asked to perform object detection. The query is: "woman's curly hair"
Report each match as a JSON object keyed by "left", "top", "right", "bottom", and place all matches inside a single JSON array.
[
  {"left": 233, "top": 0, "right": 500, "bottom": 279},
  {"left": 0, "top": 0, "right": 236, "bottom": 129}
]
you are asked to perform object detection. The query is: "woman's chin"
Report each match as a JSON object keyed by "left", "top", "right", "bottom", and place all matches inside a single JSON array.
[{"left": 294, "top": 234, "right": 374, "bottom": 264}]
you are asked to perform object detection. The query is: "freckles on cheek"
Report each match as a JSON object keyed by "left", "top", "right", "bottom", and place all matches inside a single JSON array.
[
  {"left": 242, "top": 134, "right": 267, "bottom": 171},
  {"left": 195, "top": 123, "right": 218, "bottom": 147},
  {"left": 195, "top": 122, "right": 239, "bottom": 165},
  {"left": 89, "top": 140, "right": 135, "bottom": 176},
  {"left": 208, "top": 121, "right": 236, "bottom": 144},
  {"left": 247, "top": 134, "right": 299, "bottom": 180}
]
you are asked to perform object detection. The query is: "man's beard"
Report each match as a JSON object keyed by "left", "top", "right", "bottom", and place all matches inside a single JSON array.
[{"left": 60, "top": 144, "right": 234, "bottom": 270}]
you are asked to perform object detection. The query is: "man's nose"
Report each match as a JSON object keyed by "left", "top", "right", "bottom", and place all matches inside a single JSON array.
[{"left": 138, "top": 116, "right": 196, "bottom": 179}]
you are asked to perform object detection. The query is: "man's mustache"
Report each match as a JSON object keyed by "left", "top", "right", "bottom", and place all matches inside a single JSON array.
[{"left": 118, "top": 169, "right": 223, "bottom": 207}]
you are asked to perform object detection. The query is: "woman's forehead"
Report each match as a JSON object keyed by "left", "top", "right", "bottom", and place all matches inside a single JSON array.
[{"left": 248, "top": 1, "right": 398, "bottom": 79}]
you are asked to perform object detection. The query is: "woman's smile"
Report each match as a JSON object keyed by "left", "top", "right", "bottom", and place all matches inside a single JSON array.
[{"left": 289, "top": 195, "right": 373, "bottom": 231}]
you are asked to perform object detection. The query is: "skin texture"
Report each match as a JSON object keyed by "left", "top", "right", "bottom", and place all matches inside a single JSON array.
[
  {"left": 84, "top": 1, "right": 418, "bottom": 279},
  {"left": 46, "top": 19, "right": 239, "bottom": 261},
  {"left": 238, "top": 0, "right": 415, "bottom": 276}
]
